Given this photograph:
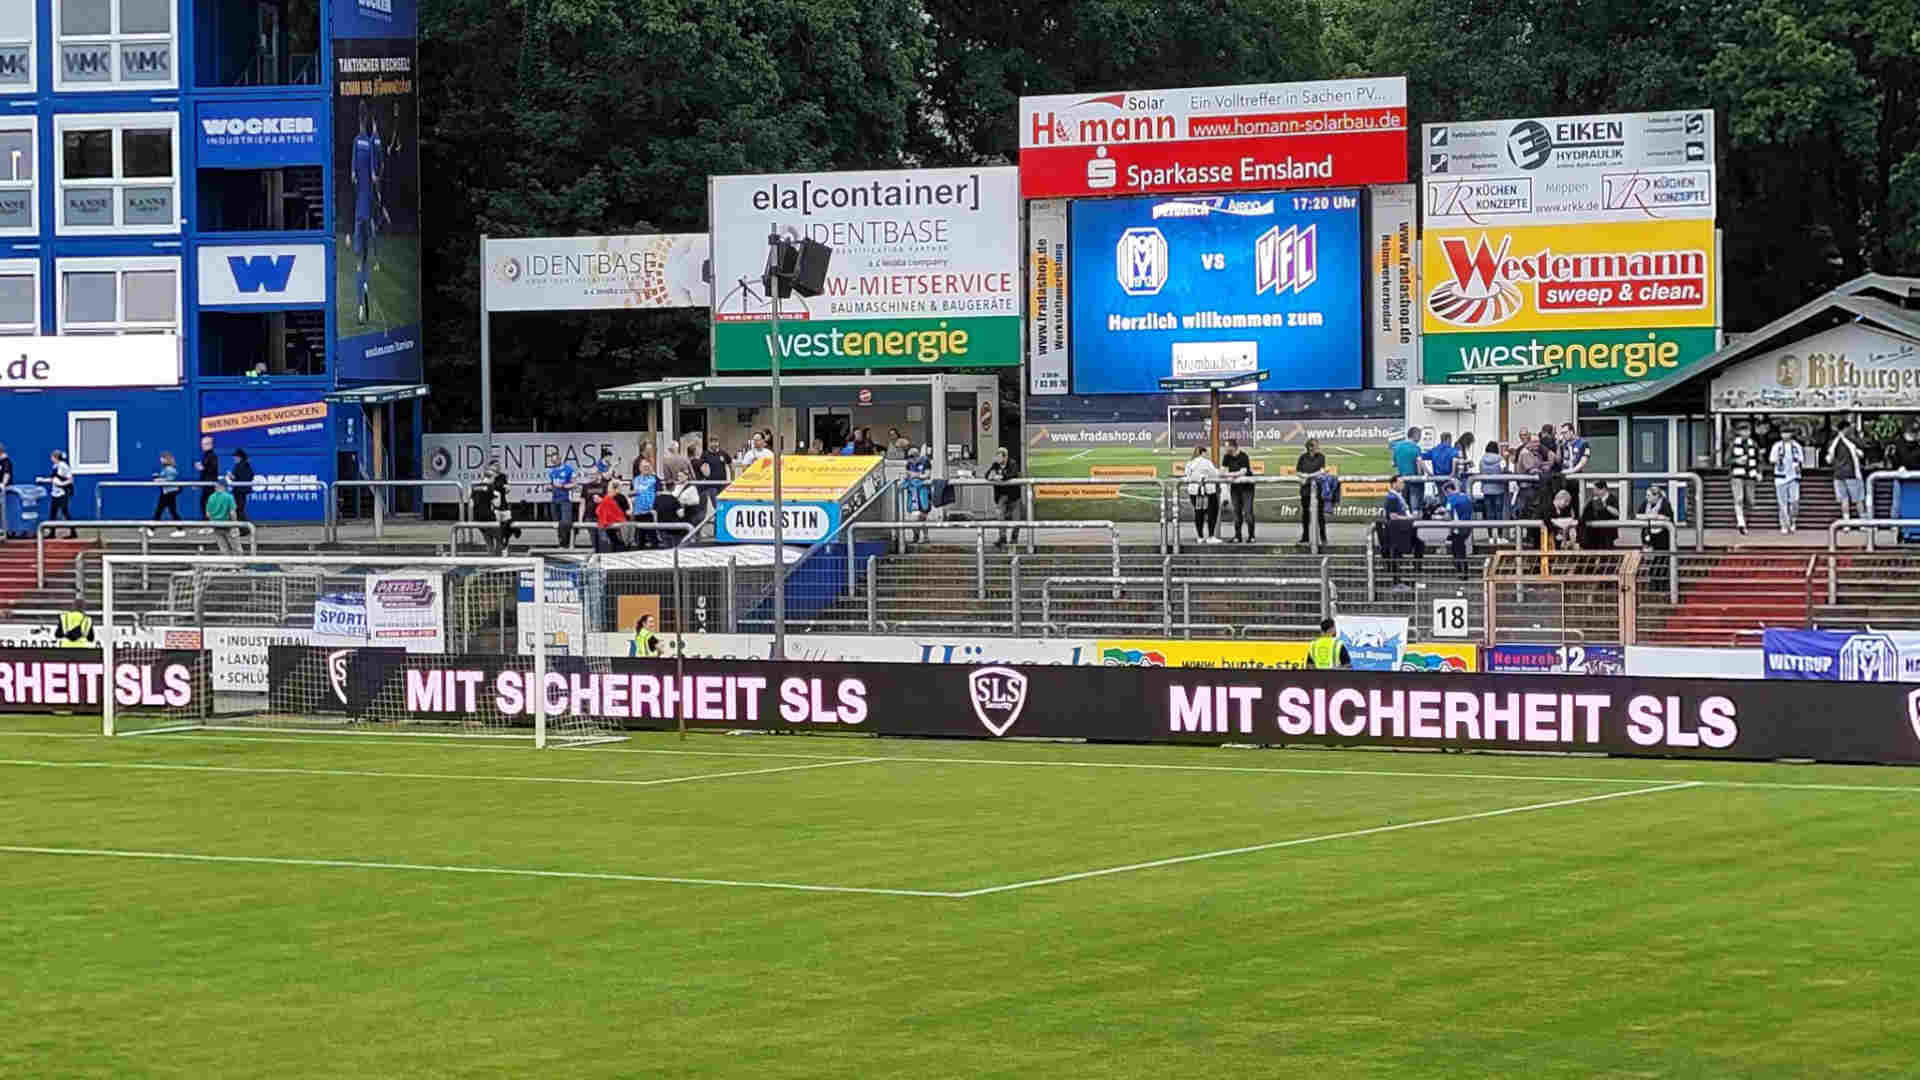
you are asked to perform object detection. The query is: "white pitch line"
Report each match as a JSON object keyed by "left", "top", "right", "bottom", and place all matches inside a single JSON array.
[
  {"left": 0, "top": 845, "right": 961, "bottom": 899},
  {"left": 7, "top": 730, "right": 1920, "bottom": 793},
  {"left": 0, "top": 756, "right": 883, "bottom": 789},
  {"left": 1060, "top": 449, "right": 1094, "bottom": 462},
  {"left": 952, "top": 781, "right": 1703, "bottom": 897}
]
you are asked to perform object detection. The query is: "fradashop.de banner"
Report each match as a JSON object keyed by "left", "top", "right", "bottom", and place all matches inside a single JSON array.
[
  {"left": 0, "top": 649, "right": 208, "bottom": 714},
  {"left": 266, "top": 650, "right": 1920, "bottom": 763}
]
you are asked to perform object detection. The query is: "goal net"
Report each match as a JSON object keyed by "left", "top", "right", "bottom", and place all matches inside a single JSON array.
[{"left": 100, "top": 555, "right": 620, "bottom": 747}]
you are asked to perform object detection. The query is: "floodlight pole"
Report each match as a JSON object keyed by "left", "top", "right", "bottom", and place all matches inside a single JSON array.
[
  {"left": 767, "top": 234, "right": 787, "bottom": 660},
  {"left": 479, "top": 234, "right": 493, "bottom": 461}
]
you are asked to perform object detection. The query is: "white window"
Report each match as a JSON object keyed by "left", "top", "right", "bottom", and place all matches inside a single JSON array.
[
  {"left": 54, "top": 113, "right": 178, "bottom": 236},
  {"left": 0, "top": 118, "right": 36, "bottom": 236},
  {"left": 55, "top": 0, "right": 175, "bottom": 91},
  {"left": 57, "top": 256, "right": 179, "bottom": 336},
  {"left": 0, "top": 259, "right": 38, "bottom": 335},
  {"left": 0, "top": 4, "right": 32, "bottom": 93},
  {"left": 68, "top": 410, "right": 119, "bottom": 475}
]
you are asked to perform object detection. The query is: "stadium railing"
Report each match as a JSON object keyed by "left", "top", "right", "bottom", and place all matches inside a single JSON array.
[
  {"left": 947, "top": 477, "right": 1170, "bottom": 552},
  {"left": 1828, "top": 516, "right": 1920, "bottom": 553},
  {"left": 1866, "top": 470, "right": 1920, "bottom": 522},
  {"left": 1036, "top": 574, "right": 1333, "bottom": 640},
  {"left": 847, "top": 520, "right": 1120, "bottom": 606},
  {"left": 1405, "top": 471, "right": 1707, "bottom": 551},
  {"left": 38, "top": 520, "right": 257, "bottom": 588},
  {"left": 93, "top": 479, "right": 331, "bottom": 535},
  {"left": 331, "top": 479, "right": 469, "bottom": 541}
]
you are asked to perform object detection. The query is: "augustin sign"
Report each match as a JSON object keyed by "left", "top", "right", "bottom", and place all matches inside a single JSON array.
[{"left": 1019, "top": 78, "right": 1408, "bottom": 198}]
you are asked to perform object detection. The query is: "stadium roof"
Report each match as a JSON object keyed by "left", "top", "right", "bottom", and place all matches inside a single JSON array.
[
  {"left": 325, "top": 383, "right": 430, "bottom": 406},
  {"left": 1590, "top": 274, "right": 1920, "bottom": 412}
]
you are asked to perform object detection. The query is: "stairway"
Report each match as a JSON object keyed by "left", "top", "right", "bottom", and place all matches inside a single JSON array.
[
  {"left": 0, "top": 538, "right": 95, "bottom": 619},
  {"left": 1638, "top": 553, "right": 1812, "bottom": 646},
  {"left": 1698, "top": 468, "right": 1868, "bottom": 532}
]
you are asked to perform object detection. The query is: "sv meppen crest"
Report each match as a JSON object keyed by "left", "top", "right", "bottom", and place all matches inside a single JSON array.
[
  {"left": 968, "top": 666, "right": 1029, "bottom": 737},
  {"left": 1909, "top": 688, "right": 1920, "bottom": 746}
]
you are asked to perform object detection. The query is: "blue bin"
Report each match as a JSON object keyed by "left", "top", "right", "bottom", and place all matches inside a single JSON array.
[{"left": 5, "top": 485, "right": 45, "bottom": 538}]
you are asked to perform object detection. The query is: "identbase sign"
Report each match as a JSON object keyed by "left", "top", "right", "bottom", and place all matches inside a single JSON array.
[{"left": 1018, "top": 77, "right": 1408, "bottom": 198}]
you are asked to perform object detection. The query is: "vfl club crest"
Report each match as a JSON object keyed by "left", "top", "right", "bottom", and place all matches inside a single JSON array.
[{"left": 968, "top": 666, "right": 1029, "bottom": 737}]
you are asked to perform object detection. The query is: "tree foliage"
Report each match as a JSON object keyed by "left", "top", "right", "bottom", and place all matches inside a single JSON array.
[{"left": 418, "top": 0, "right": 1920, "bottom": 431}]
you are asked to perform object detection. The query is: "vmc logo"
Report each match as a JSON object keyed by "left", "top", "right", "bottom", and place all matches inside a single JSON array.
[
  {"left": 1838, "top": 634, "right": 1897, "bottom": 682},
  {"left": 1116, "top": 227, "right": 1167, "bottom": 296},
  {"left": 227, "top": 254, "right": 298, "bottom": 294}
]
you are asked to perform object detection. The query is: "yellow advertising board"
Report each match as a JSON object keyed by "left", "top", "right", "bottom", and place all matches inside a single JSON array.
[
  {"left": 1034, "top": 484, "right": 1122, "bottom": 499},
  {"left": 718, "top": 455, "right": 882, "bottom": 503},
  {"left": 1089, "top": 465, "right": 1161, "bottom": 480},
  {"left": 1421, "top": 219, "right": 1715, "bottom": 334},
  {"left": 1096, "top": 639, "right": 1479, "bottom": 672}
]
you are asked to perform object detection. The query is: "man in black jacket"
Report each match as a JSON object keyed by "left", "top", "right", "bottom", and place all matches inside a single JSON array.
[
  {"left": 197, "top": 436, "right": 219, "bottom": 519},
  {"left": 1220, "top": 438, "right": 1256, "bottom": 543},
  {"left": 987, "top": 448, "right": 1020, "bottom": 547},
  {"left": 1294, "top": 438, "right": 1327, "bottom": 545}
]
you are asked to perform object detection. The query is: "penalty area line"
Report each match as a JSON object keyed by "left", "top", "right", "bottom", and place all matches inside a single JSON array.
[
  {"left": 952, "top": 781, "right": 1704, "bottom": 898},
  {"left": 0, "top": 756, "right": 885, "bottom": 789},
  {"left": 0, "top": 845, "right": 961, "bottom": 899}
]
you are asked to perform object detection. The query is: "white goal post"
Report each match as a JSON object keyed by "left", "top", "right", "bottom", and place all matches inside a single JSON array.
[{"left": 100, "top": 554, "right": 618, "bottom": 748}]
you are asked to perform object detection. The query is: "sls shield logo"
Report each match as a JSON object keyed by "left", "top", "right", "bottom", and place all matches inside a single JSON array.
[
  {"left": 968, "top": 666, "right": 1029, "bottom": 737},
  {"left": 1908, "top": 689, "right": 1920, "bottom": 745},
  {"left": 326, "top": 649, "right": 353, "bottom": 706},
  {"left": 1839, "top": 634, "right": 1897, "bottom": 682},
  {"left": 1116, "top": 227, "right": 1168, "bottom": 296}
]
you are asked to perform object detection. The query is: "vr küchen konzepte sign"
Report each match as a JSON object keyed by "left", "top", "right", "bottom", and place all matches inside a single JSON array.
[
  {"left": 1423, "top": 110, "right": 1715, "bottom": 227},
  {"left": 284, "top": 652, "right": 1920, "bottom": 764},
  {"left": 484, "top": 234, "right": 710, "bottom": 311},
  {"left": 1018, "top": 78, "right": 1408, "bottom": 199},
  {"left": 707, "top": 167, "right": 1020, "bottom": 372}
]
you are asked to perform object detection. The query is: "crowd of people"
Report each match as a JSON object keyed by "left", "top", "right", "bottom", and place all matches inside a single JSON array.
[{"left": 0, "top": 436, "right": 255, "bottom": 550}]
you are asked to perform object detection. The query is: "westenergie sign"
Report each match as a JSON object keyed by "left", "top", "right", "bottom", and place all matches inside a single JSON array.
[{"left": 1422, "top": 220, "right": 1714, "bottom": 334}]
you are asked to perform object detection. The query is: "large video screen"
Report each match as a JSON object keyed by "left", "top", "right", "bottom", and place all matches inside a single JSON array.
[{"left": 1069, "top": 189, "right": 1365, "bottom": 394}]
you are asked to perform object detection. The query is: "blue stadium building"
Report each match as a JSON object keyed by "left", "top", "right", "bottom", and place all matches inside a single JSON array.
[{"left": 0, "top": 0, "right": 421, "bottom": 525}]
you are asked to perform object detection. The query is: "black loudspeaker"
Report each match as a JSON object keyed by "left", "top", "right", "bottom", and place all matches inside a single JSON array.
[
  {"left": 789, "top": 238, "right": 832, "bottom": 298},
  {"left": 761, "top": 240, "right": 802, "bottom": 299}
]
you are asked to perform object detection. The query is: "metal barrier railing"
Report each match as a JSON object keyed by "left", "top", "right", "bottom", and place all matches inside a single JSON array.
[
  {"left": 848, "top": 520, "right": 1121, "bottom": 604},
  {"left": 1827, "top": 517, "right": 1920, "bottom": 553},
  {"left": 1423, "top": 471, "right": 1706, "bottom": 551},
  {"left": 1866, "top": 470, "right": 1920, "bottom": 522},
  {"left": 448, "top": 520, "right": 695, "bottom": 556},
  {"left": 948, "top": 477, "right": 1169, "bottom": 552},
  {"left": 331, "top": 480, "right": 469, "bottom": 541},
  {"left": 1168, "top": 473, "right": 1395, "bottom": 556},
  {"left": 1037, "top": 575, "right": 1331, "bottom": 639},
  {"left": 38, "top": 520, "right": 257, "bottom": 588},
  {"left": 93, "top": 479, "right": 331, "bottom": 534}
]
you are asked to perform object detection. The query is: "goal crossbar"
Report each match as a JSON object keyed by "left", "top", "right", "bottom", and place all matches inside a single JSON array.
[{"left": 100, "top": 554, "right": 586, "bottom": 748}]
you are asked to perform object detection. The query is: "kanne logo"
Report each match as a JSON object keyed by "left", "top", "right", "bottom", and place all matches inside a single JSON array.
[
  {"left": 968, "top": 666, "right": 1029, "bottom": 736},
  {"left": 1116, "top": 227, "right": 1167, "bottom": 296}
]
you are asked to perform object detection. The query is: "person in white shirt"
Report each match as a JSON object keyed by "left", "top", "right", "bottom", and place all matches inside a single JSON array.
[
  {"left": 1183, "top": 446, "right": 1222, "bottom": 543},
  {"left": 737, "top": 433, "right": 771, "bottom": 469},
  {"left": 1769, "top": 429, "right": 1805, "bottom": 534}
]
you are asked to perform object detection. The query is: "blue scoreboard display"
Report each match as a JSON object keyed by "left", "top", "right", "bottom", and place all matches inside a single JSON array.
[{"left": 1069, "top": 189, "right": 1366, "bottom": 394}]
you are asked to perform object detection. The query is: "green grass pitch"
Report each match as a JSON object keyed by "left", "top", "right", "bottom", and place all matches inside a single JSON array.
[
  {"left": 335, "top": 231, "right": 423, "bottom": 339},
  {"left": 1025, "top": 442, "right": 1398, "bottom": 523},
  {"left": 3, "top": 715, "right": 1918, "bottom": 1077}
]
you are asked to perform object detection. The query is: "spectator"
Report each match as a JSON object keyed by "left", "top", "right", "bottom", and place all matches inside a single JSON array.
[
  {"left": 903, "top": 445, "right": 933, "bottom": 542},
  {"left": 671, "top": 466, "right": 704, "bottom": 527},
  {"left": 631, "top": 441, "right": 655, "bottom": 482},
  {"left": 693, "top": 435, "right": 731, "bottom": 520},
  {"left": 1378, "top": 476, "right": 1422, "bottom": 586},
  {"left": 1769, "top": 427, "right": 1805, "bottom": 534},
  {"left": 594, "top": 478, "right": 630, "bottom": 552},
  {"left": 1454, "top": 432, "right": 1476, "bottom": 481},
  {"left": 628, "top": 468, "right": 659, "bottom": 548},
  {"left": 197, "top": 435, "right": 219, "bottom": 518},
  {"left": 1643, "top": 485, "right": 1674, "bottom": 594},
  {"left": 205, "top": 479, "right": 238, "bottom": 554},
  {"left": 546, "top": 449, "right": 578, "bottom": 548},
  {"left": 45, "top": 450, "right": 76, "bottom": 538},
  {"left": 0, "top": 441, "right": 12, "bottom": 491},
  {"left": 987, "top": 447, "right": 1021, "bottom": 547},
  {"left": 487, "top": 465, "right": 518, "bottom": 554},
  {"left": 55, "top": 607, "right": 95, "bottom": 647},
  {"left": 1294, "top": 438, "right": 1327, "bottom": 545},
  {"left": 1727, "top": 420, "right": 1760, "bottom": 536},
  {"left": 1220, "top": 438, "right": 1255, "bottom": 543},
  {"left": 1444, "top": 478, "right": 1475, "bottom": 577},
  {"left": 654, "top": 466, "right": 687, "bottom": 534},
  {"left": 1183, "top": 445, "right": 1222, "bottom": 544},
  {"left": 738, "top": 433, "right": 771, "bottom": 469},
  {"left": 581, "top": 454, "right": 610, "bottom": 526},
  {"left": 1306, "top": 617, "right": 1350, "bottom": 669},
  {"left": 1577, "top": 487, "right": 1619, "bottom": 550},
  {"left": 853, "top": 427, "right": 877, "bottom": 455},
  {"left": 1478, "top": 441, "right": 1507, "bottom": 528},
  {"left": 1560, "top": 423, "right": 1591, "bottom": 477},
  {"left": 229, "top": 448, "right": 255, "bottom": 522},
  {"left": 1422, "top": 432, "right": 1459, "bottom": 493},
  {"left": 150, "top": 452, "right": 185, "bottom": 536},
  {"left": 1545, "top": 489, "right": 1578, "bottom": 550},
  {"left": 1829, "top": 420, "right": 1867, "bottom": 523},
  {"left": 1390, "top": 426, "right": 1423, "bottom": 512}
]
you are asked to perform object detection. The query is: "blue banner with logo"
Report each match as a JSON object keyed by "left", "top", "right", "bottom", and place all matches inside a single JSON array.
[
  {"left": 1335, "top": 615, "right": 1407, "bottom": 672},
  {"left": 201, "top": 389, "right": 332, "bottom": 452},
  {"left": 196, "top": 101, "right": 328, "bottom": 169},
  {"left": 1762, "top": 628, "right": 1920, "bottom": 682},
  {"left": 234, "top": 452, "right": 330, "bottom": 522}
]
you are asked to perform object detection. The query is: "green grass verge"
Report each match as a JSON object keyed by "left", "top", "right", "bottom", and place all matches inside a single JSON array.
[{"left": 1, "top": 720, "right": 1918, "bottom": 1076}]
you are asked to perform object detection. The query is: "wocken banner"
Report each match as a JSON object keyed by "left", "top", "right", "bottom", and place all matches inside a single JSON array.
[{"left": 263, "top": 650, "right": 1920, "bottom": 763}]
